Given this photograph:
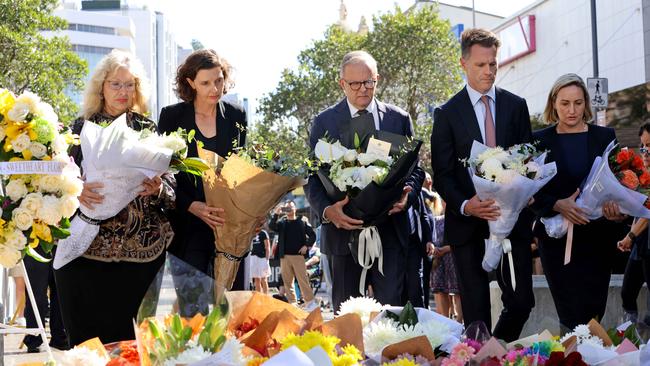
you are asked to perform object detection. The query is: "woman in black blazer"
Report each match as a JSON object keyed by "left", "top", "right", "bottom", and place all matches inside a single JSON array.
[
  {"left": 531, "top": 74, "right": 624, "bottom": 330},
  {"left": 158, "top": 49, "right": 247, "bottom": 284}
]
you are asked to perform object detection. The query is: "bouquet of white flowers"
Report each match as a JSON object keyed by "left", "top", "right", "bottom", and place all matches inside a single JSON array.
[
  {"left": 315, "top": 131, "right": 422, "bottom": 295},
  {"left": 53, "top": 114, "right": 209, "bottom": 269},
  {"left": 0, "top": 89, "right": 83, "bottom": 268},
  {"left": 468, "top": 141, "right": 557, "bottom": 289}
]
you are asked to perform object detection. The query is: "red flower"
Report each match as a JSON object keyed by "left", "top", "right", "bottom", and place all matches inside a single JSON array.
[
  {"left": 640, "top": 171, "right": 650, "bottom": 188},
  {"left": 620, "top": 170, "right": 640, "bottom": 190},
  {"left": 545, "top": 351, "right": 587, "bottom": 366},
  {"left": 633, "top": 155, "right": 645, "bottom": 171},
  {"left": 617, "top": 150, "right": 634, "bottom": 168},
  {"left": 479, "top": 356, "right": 501, "bottom": 366}
]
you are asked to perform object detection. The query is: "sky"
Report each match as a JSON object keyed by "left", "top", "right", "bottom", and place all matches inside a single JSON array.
[{"left": 146, "top": 0, "right": 536, "bottom": 120}]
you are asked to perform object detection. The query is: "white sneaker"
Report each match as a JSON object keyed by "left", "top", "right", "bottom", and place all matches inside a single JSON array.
[
  {"left": 303, "top": 300, "right": 319, "bottom": 312},
  {"left": 15, "top": 317, "right": 26, "bottom": 327}
]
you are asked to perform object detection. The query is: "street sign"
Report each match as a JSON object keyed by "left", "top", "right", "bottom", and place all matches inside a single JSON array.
[{"left": 587, "top": 77, "right": 608, "bottom": 108}]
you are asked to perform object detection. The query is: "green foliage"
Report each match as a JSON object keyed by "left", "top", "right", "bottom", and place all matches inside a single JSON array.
[
  {"left": 256, "top": 4, "right": 462, "bottom": 172},
  {"left": 0, "top": 0, "right": 87, "bottom": 124},
  {"left": 384, "top": 301, "right": 419, "bottom": 327}
]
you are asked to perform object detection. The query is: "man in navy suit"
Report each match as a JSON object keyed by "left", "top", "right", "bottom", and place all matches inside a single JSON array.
[
  {"left": 305, "top": 50, "right": 424, "bottom": 312},
  {"left": 431, "top": 29, "right": 534, "bottom": 341}
]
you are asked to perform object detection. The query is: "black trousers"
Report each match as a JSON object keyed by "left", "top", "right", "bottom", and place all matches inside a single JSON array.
[
  {"left": 538, "top": 223, "right": 616, "bottom": 331},
  {"left": 422, "top": 255, "right": 433, "bottom": 309},
  {"left": 404, "top": 234, "right": 425, "bottom": 308},
  {"left": 621, "top": 256, "right": 650, "bottom": 312},
  {"left": 23, "top": 252, "right": 67, "bottom": 348},
  {"left": 451, "top": 233, "right": 534, "bottom": 342},
  {"left": 329, "top": 253, "right": 362, "bottom": 313},
  {"left": 55, "top": 254, "right": 165, "bottom": 346}
]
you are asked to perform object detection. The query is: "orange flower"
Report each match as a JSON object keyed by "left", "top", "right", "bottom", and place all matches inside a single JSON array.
[
  {"left": 640, "top": 171, "right": 650, "bottom": 188},
  {"left": 621, "top": 169, "right": 640, "bottom": 190},
  {"left": 633, "top": 155, "right": 645, "bottom": 171}
]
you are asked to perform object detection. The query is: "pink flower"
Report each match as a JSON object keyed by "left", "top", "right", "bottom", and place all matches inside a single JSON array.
[
  {"left": 451, "top": 343, "right": 476, "bottom": 363},
  {"left": 441, "top": 358, "right": 464, "bottom": 366}
]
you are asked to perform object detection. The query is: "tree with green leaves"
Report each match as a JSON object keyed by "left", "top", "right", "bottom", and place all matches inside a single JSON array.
[
  {"left": 0, "top": 0, "right": 87, "bottom": 123},
  {"left": 256, "top": 4, "right": 463, "bottom": 171},
  {"left": 191, "top": 39, "right": 205, "bottom": 51}
]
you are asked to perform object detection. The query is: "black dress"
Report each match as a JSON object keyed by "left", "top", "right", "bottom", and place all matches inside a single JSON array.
[
  {"left": 532, "top": 125, "right": 620, "bottom": 330},
  {"left": 157, "top": 100, "right": 246, "bottom": 279}
]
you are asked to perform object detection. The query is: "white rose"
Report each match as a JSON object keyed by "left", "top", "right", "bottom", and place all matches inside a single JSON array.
[
  {"left": 12, "top": 207, "right": 34, "bottom": 231},
  {"left": 495, "top": 169, "right": 518, "bottom": 184},
  {"left": 36, "top": 175, "right": 62, "bottom": 194},
  {"left": 4, "top": 229, "right": 27, "bottom": 250},
  {"left": 61, "top": 174, "right": 83, "bottom": 197},
  {"left": 343, "top": 149, "right": 358, "bottom": 162},
  {"left": 20, "top": 192, "right": 43, "bottom": 215},
  {"left": 15, "top": 91, "right": 41, "bottom": 113},
  {"left": 51, "top": 134, "right": 68, "bottom": 155},
  {"left": 29, "top": 142, "right": 47, "bottom": 158},
  {"left": 525, "top": 161, "right": 541, "bottom": 179},
  {"left": 36, "top": 195, "right": 62, "bottom": 226},
  {"left": 0, "top": 246, "right": 22, "bottom": 268},
  {"left": 7, "top": 102, "right": 30, "bottom": 122},
  {"left": 34, "top": 102, "right": 58, "bottom": 125},
  {"left": 59, "top": 194, "right": 79, "bottom": 218},
  {"left": 5, "top": 179, "right": 28, "bottom": 202},
  {"left": 11, "top": 132, "right": 31, "bottom": 153},
  {"left": 161, "top": 134, "right": 187, "bottom": 153}
]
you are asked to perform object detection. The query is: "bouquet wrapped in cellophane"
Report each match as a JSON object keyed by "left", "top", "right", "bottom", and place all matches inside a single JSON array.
[
  {"left": 198, "top": 142, "right": 307, "bottom": 299},
  {"left": 314, "top": 115, "right": 422, "bottom": 294},
  {"left": 467, "top": 141, "right": 557, "bottom": 289},
  {"left": 541, "top": 141, "right": 650, "bottom": 263},
  {"left": 0, "top": 88, "right": 83, "bottom": 268},
  {"left": 53, "top": 115, "right": 209, "bottom": 269}
]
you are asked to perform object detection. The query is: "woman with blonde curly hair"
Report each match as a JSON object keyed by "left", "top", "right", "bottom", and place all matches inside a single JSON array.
[{"left": 54, "top": 50, "right": 175, "bottom": 345}]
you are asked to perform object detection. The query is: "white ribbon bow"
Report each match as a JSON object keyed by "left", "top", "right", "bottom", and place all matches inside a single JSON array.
[{"left": 357, "top": 226, "right": 383, "bottom": 295}]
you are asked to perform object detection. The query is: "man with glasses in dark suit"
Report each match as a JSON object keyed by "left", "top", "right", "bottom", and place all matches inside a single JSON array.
[
  {"left": 431, "top": 28, "right": 534, "bottom": 341},
  {"left": 305, "top": 50, "right": 424, "bottom": 312}
]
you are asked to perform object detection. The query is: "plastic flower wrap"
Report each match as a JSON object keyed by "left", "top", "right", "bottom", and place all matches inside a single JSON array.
[
  {"left": 467, "top": 141, "right": 557, "bottom": 289},
  {"left": 542, "top": 141, "right": 650, "bottom": 238},
  {"left": 198, "top": 141, "right": 306, "bottom": 299},
  {"left": 363, "top": 302, "right": 463, "bottom": 363},
  {"left": 53, "top": 115, "right": 209, "bottom": 269},
  {"left": 134, "top": 253, "right": 248, "bottom": 366},
  {"left": 0, "top": 88, "right": 83, "bottom": 268}
]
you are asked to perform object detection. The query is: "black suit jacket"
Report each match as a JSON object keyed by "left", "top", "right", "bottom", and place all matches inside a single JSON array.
[
  {"left": 530, "top": 124, "right": 616, "bottom": 220},
  {"left": 431, "top": 86, "right": 533, "bottom": 247},
  {"left": 305, "top": 98, "right": 425, "bottom": 256},
  {"left": 157, "top": 100, "right": 247, "bottom": 254}
]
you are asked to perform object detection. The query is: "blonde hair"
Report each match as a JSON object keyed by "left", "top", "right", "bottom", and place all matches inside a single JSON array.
[
  {"left": 542, "top": 73, "right": 593, "bottom": 124},
  {"left": 82, "top": 50, "right": 150, "bottom": 119}
]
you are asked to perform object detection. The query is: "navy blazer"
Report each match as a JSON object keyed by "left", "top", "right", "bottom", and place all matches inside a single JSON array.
[
  {"left": 305, "top": 98, "right": 425, "bottom": 256},
  {"left": 530, "top": 124, "right": 616, "bottom": 219},
  {"left": 431, "top": 86, "right": 533, "bottom": 247}
]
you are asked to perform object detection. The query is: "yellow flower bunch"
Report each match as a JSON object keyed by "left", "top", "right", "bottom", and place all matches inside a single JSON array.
[
  {"left": 382, "top": 358, "right": 419, "bottom": 366},
  {"left": 280, "top": 330, "right": 363, "bottom": 366}
]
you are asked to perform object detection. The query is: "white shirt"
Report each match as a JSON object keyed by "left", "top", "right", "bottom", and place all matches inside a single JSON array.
[
  {"left": 347, "top": 98, "right": 380, "bottom": 130},
  {"left": 465, "top": 83, "right": 496, "bottom": 144},
  {"left": 461, "top": 84, "right": 497, "bottom": 216}
]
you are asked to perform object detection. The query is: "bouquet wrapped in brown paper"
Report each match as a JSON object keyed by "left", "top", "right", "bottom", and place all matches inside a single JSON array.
[{"left": 198, "top": 146, "right": 306, "bottom": 298}]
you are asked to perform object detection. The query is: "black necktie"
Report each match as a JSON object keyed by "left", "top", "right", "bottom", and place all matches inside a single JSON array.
[{"left": 357, "top": 109, "right": 368, "bottom": 115}]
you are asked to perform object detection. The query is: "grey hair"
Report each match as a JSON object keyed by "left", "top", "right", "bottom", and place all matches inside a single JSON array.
[{"left": 339, "top": 50, "right": 378, "bottom": 78}]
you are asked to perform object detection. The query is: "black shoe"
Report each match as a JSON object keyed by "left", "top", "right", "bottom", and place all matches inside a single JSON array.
[
  {"left": 26, "top": 345, "right": 40, "bottom": 353},
  {"left": 49, "top": 340, "right": 70, "bottom": 351}
]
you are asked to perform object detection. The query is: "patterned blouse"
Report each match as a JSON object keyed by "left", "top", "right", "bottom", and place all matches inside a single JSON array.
[{"left": 69, "top": 111, "right": 175, "bottom": 263}]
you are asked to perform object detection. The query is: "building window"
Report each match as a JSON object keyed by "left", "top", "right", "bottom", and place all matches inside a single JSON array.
[
  {"left": 68, "top": 23, "right": 116, "bottom": 35},
  {"left": 497, "top": 15, "right": 536, "bottom": 66},
  {"left": 72, "top": 44, "right": 113, "bottom": 55}
]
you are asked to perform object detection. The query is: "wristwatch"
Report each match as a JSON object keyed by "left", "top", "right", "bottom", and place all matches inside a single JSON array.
[{"left": 627, "top": 232, "right": 637, "bottom": 241}]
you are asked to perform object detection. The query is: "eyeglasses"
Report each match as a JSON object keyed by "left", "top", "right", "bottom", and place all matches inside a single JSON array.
[
  {"left": 105, "top": 80, "right": 136, "bottom": 91},
  {"left": 344, "top": 79, "right": 377, "bottom": 91},
  {"left": 640, "top": 147, "right": 650, "bottom": 155}
]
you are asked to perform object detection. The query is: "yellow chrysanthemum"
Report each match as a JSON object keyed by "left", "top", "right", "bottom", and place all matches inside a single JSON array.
[
  {"left": 280, "top": 331, "right": 340, "bottom": 356},
  {"left": 0, "top": 89, "right": 16, "bottom": 121},
  {"left": 381, "top": 358, "right": 418, "bottom": 366}
]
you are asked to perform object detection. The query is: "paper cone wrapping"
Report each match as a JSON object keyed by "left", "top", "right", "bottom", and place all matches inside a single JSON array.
[
  {"left": 506, "top": 329, "right": 553, "bottom": 349},
  {"left": 382, "top": 335, "right": 436, "bottom": 362},
  {"left": 199, "top": 148, "right": 305, "bottom": 290},
  {"left": 473, "top": 337, "right": 507, "bottom": 362},
  {"left": 303, "top": 308, "right": 324, "bottom": 332},
  {"left": 588, "top": 318, "right": 614, "bottom": 347},
  {"left": 562, "top": 335, "right": 578, "bottom": 356},
  {"left": 321, "top": 313, "right": 364, "bottom": 354},
  {"left": 227, "top": 291, "right": 307, "bottom": 333},
  {"left": 77, "top": 337, "right": 109, "bottom": 359},
  {"left": 244, "top": 309, "right": 304, "bottom": 356}
]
